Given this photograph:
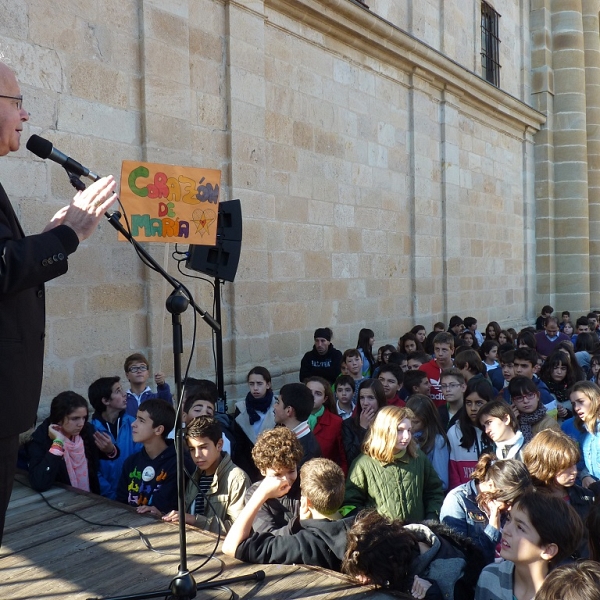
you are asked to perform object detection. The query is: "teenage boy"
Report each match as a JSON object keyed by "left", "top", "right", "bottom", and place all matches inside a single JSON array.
[
  {"left": 401, "top": 369, "right": 432, "bottom": 401},
  {"left": 498, "top": 349, "right": 516, "bottom": 395},
  {"left": 419, "top": 332, "right": 455, "bottom": 406},
  {"left": 162, "top": 416, "right": 250, "bottom": 533},
  {"left": 464, "top": 316, "right": 484, "bottom": 346},
  {"left": 508, "top": 348, "right": 556, "bottom": 415},
  {"left": 438, "top": 368, "right": 466, "bottom": 430},
  {"left": 587, "top": 312, "right": 600, "bottom": 341},
  {"left": 123, "top": 352, "right": 172, "bottom": 417},
  {"left": 245, "top": 427, "right": 305, "bottom": 534},
  {"left": 534, "top": 316, "right": 570, "bottom": 359},
  {"left": 377, "top": 364, "right": 405, "bottom": 407},
  {"left": 559, "top": 311, "right": 571, "bottom": 332},
  {"left": 116, "top": 398, "right": 184, "bottom": 516},
  {"left": 342, "top": 348, "right": 367, "bottom": 403},
  {"left": 182, "top": 389, "right": 232, "bottom": 454},
  {"left": 299, "top": 327, "right": 343, "bottom": 385},
  {"left": 89, "top": 376, "right": 142, "bottom": 499},
  {"left": 273, "top": 383, "right": 321, "bottom": 462},
  {"left": 406, "top": 351, "right": 431, "bottom": 371},
  {"left": 334, "top": 375, "right": 356, "bottom": 420},
  {"left": 223, "top": 458, "right": 351, "bottom": 571}
]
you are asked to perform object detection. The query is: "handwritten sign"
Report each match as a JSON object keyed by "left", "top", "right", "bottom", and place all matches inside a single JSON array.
[{"left": 118, "top": 161, "right": 221, "bottom": 244}]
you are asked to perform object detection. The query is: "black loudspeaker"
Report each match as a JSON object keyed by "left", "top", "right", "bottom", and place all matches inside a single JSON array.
[{"left": 186, "top": 199, "right": 242, "bottom": 282}]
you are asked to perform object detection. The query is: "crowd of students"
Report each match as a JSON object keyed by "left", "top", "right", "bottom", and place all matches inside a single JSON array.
[{"left": 19, "top": 310, "right": 600, "bottom": 599}]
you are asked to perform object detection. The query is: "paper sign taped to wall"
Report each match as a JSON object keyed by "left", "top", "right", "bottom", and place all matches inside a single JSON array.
[{"left": 118, "top": 161, "right": 221, "bottom": 245}]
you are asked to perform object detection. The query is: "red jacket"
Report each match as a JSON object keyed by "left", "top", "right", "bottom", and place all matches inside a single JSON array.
[{"left": 313, "top": 409, "right": 348, "bottom": 475}]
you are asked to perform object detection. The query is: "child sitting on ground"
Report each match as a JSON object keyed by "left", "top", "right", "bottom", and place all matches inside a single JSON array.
[
  {"left": 223, "top": 458, "right": 351, "bottom": 571},
  {"left": 162, "top": 416, "right": 250, "bottom": 533},
  {"left": 116, "top": 398, "right": 184, "bottom": 516},
  {"left": 123, "top": 352, "right": 172, "bottom": 418},
  {"left": 89, "top": 376, "right": 142, "bottom": 499}
]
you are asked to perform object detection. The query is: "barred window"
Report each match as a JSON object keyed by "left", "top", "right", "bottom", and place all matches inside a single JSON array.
[{"left": 481, "top": 2, "right": 501, "bottom": 87}]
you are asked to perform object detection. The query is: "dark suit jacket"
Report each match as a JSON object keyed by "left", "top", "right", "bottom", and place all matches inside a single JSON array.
[{"left": 0, "top": 182, "right": 79, "bottom": 437}]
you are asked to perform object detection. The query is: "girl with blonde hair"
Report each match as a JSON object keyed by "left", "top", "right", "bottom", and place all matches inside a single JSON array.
[{"left": 343, "top": 405, "right": 444, "bottom": 523}]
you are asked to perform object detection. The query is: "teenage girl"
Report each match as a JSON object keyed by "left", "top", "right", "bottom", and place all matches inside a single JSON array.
[
  {"left": 305, "top": 376, "right": 348, "bottom": 474},
  {"left": 539, "top": 349, "right": 583, "bottom": 420},
  {"left": 475, "top": 488, "right": 584, "bottom": 600},
  {"left": 570, "top": 381, "right": 600, "bottom": 493},
  {"left": 406, "top": 394, "right": 450, "bottom": 491},
  {"left": 441, "top": 454, "right": 531, "bottom": 565},
  {"left": 459, "top": 329, "right": 480, "bottom": 349},
  {"left": 447, "top": 378, "right": 494, "bottom": 489},
  {"left": 27, "top": 391, "right": 118, "bottom": 493},
  {"left": 410, "top": 325, "right": 427, "bottom": 347},
  {"left": 342, "top": 378, "right": 387, "bottom": 467},
  {"left": 588, "top": 354, "right": 600, "bottom": 384},
  {"left": 356, "top": 328, "right": 376, "bottom": 377},
  {"left": 344, "top": 405, "right": 444, "bottom": 523},
  {"left": 485, "top": 321, "right": 501, "bottom": 341},
  {"left": 497, "top": 329, "right": 514, "bottom": 346},
  {"left": 232, "top": 366, "right": 276, "bottom": 481},
  {"left": 398, "top": 332, "right": 424, "bottom": 355},
  {"left": 478, "top": 399, "right": 525, "bottom": 460}
]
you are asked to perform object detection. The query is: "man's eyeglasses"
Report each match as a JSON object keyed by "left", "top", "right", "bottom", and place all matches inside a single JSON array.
[
  {"left": 0, "top": 94, "right": 23, "bottom": 110},
  {"left": 128, "top": 365, "right": 148, "bottom": 373}
]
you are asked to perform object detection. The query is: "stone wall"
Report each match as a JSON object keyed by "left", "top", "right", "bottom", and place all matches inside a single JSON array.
[{"left": 0, "top": 0, "right": 543, "bottom": 412}]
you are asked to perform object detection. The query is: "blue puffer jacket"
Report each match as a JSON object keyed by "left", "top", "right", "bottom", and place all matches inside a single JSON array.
[{"left": 91, "top": 411, "right": 142, "bottom": 499}]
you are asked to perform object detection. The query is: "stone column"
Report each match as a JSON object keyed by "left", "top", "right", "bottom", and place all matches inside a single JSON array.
[
  {"left": 583, "top": 0, "right": 600, "bottom": 308},
  {"left": 550, "top": 1, "right": 590, "bottom": 311}
]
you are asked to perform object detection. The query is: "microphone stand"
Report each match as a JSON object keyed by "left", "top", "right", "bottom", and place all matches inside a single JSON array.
[{"left": 62, "top": 171, "right": 262, "bottom": 599}]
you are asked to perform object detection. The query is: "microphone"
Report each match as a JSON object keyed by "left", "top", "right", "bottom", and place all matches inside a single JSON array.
[{"left": 26, "top": 134, "right": 101, "bottom": 182}]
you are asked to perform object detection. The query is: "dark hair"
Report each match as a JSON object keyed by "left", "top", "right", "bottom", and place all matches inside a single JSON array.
[
  {"left": 183, "top": 391, "right": 216, "bottom": 414},
  {"left": 398, "top": 332, "right": 424, "bottom": 354},
  {"left": 356, "top": 328, "right": 375, "bottom": 373},
  {"left": 575, "top": 332, "right": 597, "bottom": 353},
  {"left": 247, "top": 366, "right": 272, "bottom": 385},
  {"left": 50, "top": 391, "right": 89, "bottom": 425},
  {"left": 334, "top": 374, "right": 356, "bottom": 392},
  {"left": 280, "top": 383, "right": 314, "bottom": 421},
  {"left": 498, "top": 329, "right": 514, "bottom": 344},
  {"left": 508, "top": 375, "right": 539, "bottom": 398},
  {"left": 471, "top": 454, "right": 532, "bottom": 506},
  {"left": 88, "top": 376, "right": 121, "bottom": 414},
  {"left": 410, "top": 324, "right": 426, "bottom": 336},
  {"left": 479, "top": 340, "right": 499, "bottom": 361},
  {"left": 577, "top": 315, "right": 591, "bottom": 328},
  {"left": 377, "top": 344, "right": 397, "bottom": 366},
  {"left": 186, "top": 416, "right": 222, "bottom": 445},
  {"left": 517, "top": 329, "right": 537, "bottom": 349},
  {"left": 458, "top": 378, "right": 495, "bottom": 449},
  {"left": 342, "top": 510, "right": 419, "bottom": 592},
  {"left": 562, "top": 310, "right": 571, "bottom": 317},
  {"left": 454, "top": 349, "right": 487, "bottom": 376},
  {"left": 588, "top": 497, "right": 600, "bottom": 561},
  {"left": 448, "top": 315, "right": 464, "bottom": 330},
  {"left": 406, "top": 394, "right": 449, "bottom": 455},
  {"left": 477, "top": 399, "right": 519, "bottom": 432},
  {"left": 459, "top": 329, "right": 480, "bottom": 349},
  {"left": 406, "top": 351, "right": 430, "bottom": 366},
  {"left": 485, "top": 321, "right": 501, "bottom": 340},
  {"left": 541, "top": 305, "right": 554, "bottom": 315},
  {"left": 138, "top": 398, "right": 176, "bottom": 439},
  {"left": 377, "top": 363, "right": 403, "bottom": 385},
  {"left": 124, "top": 352, "right": 149, "bottom": 373},
  {"left": 304, "top": 376, "right": 336, "bottom": 413},
  {"left": 342, "top": 348, "right": 361, "bottom": 361},
  {"left": 512, "top": 488, "right": 584, "bottom": 567},
  {"left": 500, "top": 349, "right": 515, "bottom": 364},
  {"left": 514, "top": 346, "right": 539, "bottom": 366},
  {"left": 353, "top": 379, "right": 387, "bottom": 425},
  {"left": 386, "top": 351, "right": 407, "bottom": 366},
  {"left": 403, "top": 369, "right": 428, "bottom": 393},
  {"left": 539, "top": 348, "right": 585, "bottom": 389},
  {"left": 463, "top": 316, "right": 477, "bottom": 329}
]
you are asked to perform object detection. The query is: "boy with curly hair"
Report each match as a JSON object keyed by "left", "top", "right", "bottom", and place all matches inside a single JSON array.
[{"left": 223, "top": 458, "right": 351, "bottom": 570}]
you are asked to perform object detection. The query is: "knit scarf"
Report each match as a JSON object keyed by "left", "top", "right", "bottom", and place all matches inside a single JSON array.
[
  {"left": 307, "top": 405, "right": 325, "bottom": 430},
  {"left": 245, "top": 389, "right": 274, "bottom": 425},
  {"left": 519, "top": 401, "right": 547, "bottom": 443},
  {"left": 63, "top": 435, "right": 90, "bottom": 492},
  {"left": 544, "top": 379, "right": 569, "bottom": 404}
]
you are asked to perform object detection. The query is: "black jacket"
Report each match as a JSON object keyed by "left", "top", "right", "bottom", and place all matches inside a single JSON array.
[
  {"left": 0, "top": 182, "right": 79, "bottom": 437},
  {"left": 299, "top": 345, "right": 343, "bottom": 384},
  {"left": 235, "top": 517, "right": 353, "bottom": 571}
]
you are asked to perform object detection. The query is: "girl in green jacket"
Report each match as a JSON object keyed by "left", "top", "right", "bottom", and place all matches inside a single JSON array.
[{"left": 343, "top": 405, "right": 444, "bottom": 523}]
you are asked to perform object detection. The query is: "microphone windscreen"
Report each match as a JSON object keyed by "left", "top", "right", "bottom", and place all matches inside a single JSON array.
[{"left": 26, "top": 134, "right": 53, "bottom": 159}]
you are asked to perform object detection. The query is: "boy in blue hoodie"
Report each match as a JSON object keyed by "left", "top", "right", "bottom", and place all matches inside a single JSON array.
[{"left": 89, "top": 376, "right": 142, "bottom": 499}]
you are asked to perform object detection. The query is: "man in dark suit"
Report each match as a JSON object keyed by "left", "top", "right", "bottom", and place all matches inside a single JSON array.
[{"left": 0, "top": 60, "right": 117, "bottom": 545}]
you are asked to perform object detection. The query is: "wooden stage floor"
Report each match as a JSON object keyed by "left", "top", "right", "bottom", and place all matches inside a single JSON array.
[{"left": 1, "top": 475, "right": 396, "bottom": 600}]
